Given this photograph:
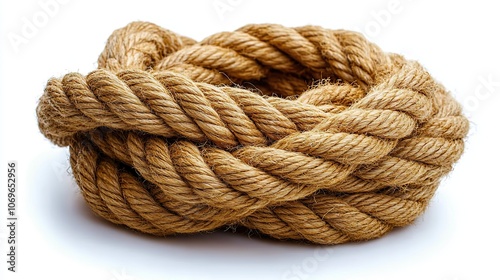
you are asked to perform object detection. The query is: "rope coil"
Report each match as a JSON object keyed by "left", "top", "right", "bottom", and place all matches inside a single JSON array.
[{"left": 36, "top": 22, "right": 468, "bottom": 244}]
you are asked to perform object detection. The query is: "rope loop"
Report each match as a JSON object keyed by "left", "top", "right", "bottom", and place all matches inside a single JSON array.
[{"left": 36, "top": 22, "right": 468, "bottom": 244}]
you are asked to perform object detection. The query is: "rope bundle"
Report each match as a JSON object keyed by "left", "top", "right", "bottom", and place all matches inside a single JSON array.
[{"left": 36, "top": 22, "right": 468, "bottom": 244}]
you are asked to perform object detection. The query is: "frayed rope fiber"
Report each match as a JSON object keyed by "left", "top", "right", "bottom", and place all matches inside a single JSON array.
[{"left": 36, "top": 22, "right": 468, "bottom": 244}]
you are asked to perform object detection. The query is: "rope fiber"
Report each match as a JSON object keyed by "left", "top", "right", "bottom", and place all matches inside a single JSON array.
[{"left": 36, "top": 22, "right": 468, "bottom": 244}]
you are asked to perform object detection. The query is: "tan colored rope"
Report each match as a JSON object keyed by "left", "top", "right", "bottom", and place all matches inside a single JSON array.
[{"left": 36, "top": 22, "right": 468, "bottom": 244}]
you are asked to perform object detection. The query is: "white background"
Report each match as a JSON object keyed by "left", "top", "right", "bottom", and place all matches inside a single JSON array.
[{"left": 1, "top": 0, "right": 499, "bottom": 279}]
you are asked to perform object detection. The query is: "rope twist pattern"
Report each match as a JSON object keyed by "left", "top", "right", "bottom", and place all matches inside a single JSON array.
[{"left": 36, "top": 22, "right": 468, "bottom": 244}]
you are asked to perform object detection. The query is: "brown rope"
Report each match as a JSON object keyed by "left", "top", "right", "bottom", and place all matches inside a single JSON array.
[{"left": 36, "top": 22, "right": 468, "bottom": 244}]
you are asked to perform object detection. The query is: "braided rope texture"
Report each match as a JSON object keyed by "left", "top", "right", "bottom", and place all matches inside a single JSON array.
[{"left": 36, "top": 22, "right": 468, "bottom": 244}]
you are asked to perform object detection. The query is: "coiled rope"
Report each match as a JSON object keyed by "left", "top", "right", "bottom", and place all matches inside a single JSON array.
[{"left": 36, "top": 22, "right": 468, "bottom": 244}]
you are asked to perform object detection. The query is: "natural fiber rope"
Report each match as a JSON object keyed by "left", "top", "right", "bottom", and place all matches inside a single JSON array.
[{"left": 36, "top": 22, "right": 468, "bottom": 244}]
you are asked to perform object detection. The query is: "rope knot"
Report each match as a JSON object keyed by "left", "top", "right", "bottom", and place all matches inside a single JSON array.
[{"left": 36, "top": 21, "right": 469, "bottom": 244}]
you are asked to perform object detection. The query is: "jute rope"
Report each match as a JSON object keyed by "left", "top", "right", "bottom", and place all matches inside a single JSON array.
[{"left": 36, "top": 22, "right": 468, "bottom": 244}]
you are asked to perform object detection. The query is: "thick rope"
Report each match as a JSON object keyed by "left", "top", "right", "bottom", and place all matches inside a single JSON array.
[{"left": 36, "top": 22, "right": 468, "bottom": 244}]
